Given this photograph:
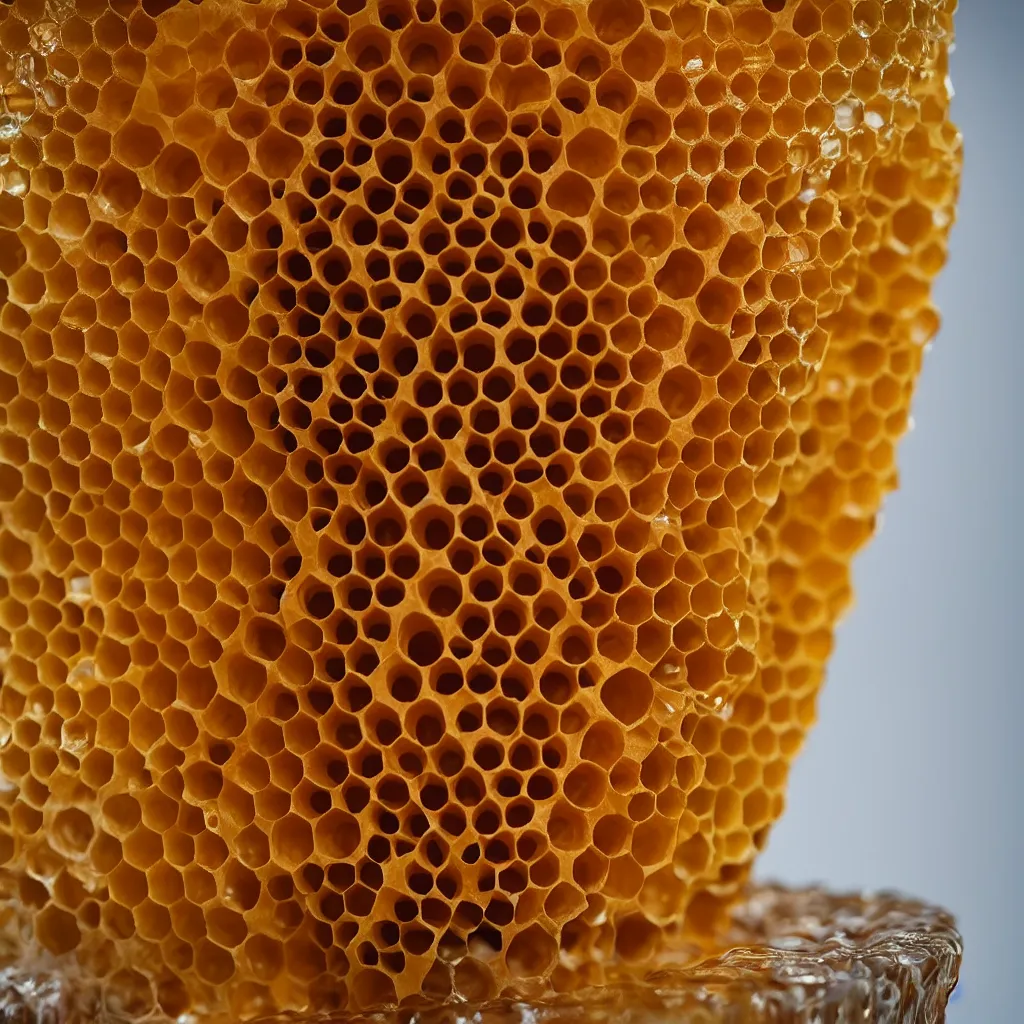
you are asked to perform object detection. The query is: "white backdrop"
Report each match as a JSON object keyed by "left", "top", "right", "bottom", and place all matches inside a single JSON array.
[{"left": 756, "top": 3, "right": 1024, "bottom": 1021}]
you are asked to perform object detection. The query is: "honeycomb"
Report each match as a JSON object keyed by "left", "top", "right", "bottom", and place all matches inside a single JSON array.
[
  {"left": 0, "top": 0, "right": 960, "bottom": 1017},
  {"left": 0, "top": 885, "right": 968, "bottom": 1024}
]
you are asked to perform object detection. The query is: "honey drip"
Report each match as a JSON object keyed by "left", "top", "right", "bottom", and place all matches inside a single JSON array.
[{"left": 0, "top": 0, "right": 960, "bottom": 1017}]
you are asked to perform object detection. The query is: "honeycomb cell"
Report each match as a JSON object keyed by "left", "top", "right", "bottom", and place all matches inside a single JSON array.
[{"left": 0, "top": 0, "right": 958, "bottom": 1016}]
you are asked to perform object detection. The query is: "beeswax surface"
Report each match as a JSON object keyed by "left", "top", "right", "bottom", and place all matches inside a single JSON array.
[{"left": 0, "top": 0, "right": 960, "bottom": 1016}]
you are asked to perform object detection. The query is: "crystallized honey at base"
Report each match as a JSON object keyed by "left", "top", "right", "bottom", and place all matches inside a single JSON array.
[{"left": 0, "top": 0, "right": 960, "bottom": 1017}]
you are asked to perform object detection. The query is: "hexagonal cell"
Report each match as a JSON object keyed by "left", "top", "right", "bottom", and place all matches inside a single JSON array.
[{"left": 112, "top": 119, "right": 164, "bottom": 168}]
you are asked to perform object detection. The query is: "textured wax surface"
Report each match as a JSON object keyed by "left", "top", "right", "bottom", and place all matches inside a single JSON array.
[
  {"left": 0, "top": 885, "right": 966, "bottom": 1024},
  {"left": 0, "top": 0, "right": 960, "bottom": 1018},
  {"left": 352, "top": 886, "right": 963, "bottom": 1024}
]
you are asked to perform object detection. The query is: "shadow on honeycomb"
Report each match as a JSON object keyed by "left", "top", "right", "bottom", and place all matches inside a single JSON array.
[{"left": 0, "top": 0, "right": 959, "bottom": 1018}]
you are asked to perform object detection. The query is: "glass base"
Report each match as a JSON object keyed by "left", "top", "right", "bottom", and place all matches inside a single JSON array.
[{"left": 0, "top": 885, "right": 961, "bottom": 1023}]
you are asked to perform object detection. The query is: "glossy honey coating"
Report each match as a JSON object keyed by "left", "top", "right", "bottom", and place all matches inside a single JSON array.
[{"left": 0, "top": 0, "right": 959, "bottom": 1017}]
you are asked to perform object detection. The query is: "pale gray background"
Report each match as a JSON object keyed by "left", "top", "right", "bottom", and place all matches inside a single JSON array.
[{"left": 756, "top": 3, "right": 1023, "bottom": 1021}]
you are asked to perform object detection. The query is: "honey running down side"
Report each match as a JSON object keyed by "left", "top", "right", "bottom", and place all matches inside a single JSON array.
[{"left": 0, "top": 0, "right": 960, "bottom": 1018}]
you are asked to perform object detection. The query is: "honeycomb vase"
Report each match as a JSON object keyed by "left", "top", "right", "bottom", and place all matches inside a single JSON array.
[{"left": 0, "top": 0, "right": 961, "bottom": 1018}]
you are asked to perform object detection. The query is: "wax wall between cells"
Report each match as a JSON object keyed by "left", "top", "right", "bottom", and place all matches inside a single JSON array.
[{"left": 0, "top": 0, "right": 958, "bottom": 1018}]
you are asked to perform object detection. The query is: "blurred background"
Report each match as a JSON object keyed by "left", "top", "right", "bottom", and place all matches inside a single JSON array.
[{"left": 756, "top": 2, "right": 1024, "bottom": 1021}]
